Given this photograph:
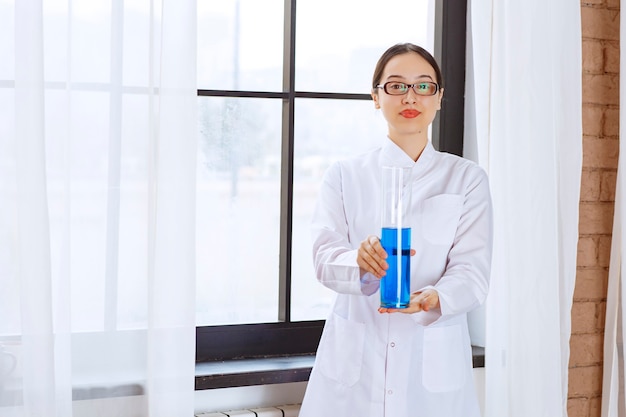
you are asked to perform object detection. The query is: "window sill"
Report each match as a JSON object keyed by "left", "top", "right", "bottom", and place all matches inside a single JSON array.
[
  {"left": 0, "top": 346, "right": 484, "bottom": 406},
  {"left": 195, "top": 355, "right": 315, "bottom": 390},
  {"left": 195, "top": 346, "right": 485, "bottom": 390},
  {"left": 0, "top": 382, "right": 145, "bottom": 407}
]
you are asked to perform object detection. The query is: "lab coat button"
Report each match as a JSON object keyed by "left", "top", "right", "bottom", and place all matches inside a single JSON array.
[
  {"left": 390, "top": 342, "right": 395, "bottom": 347},
  {"left": 387, "top": 390, "right": 393, "bottom": 395}
]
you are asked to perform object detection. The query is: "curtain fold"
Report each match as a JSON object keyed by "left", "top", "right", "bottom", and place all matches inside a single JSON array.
[
  {"left": 465, "top": 1, "right": 582, "bottom": 416},
  {"left": 601, "top": 159, "right": 625, "bottom": 417},
  {"left": 601, "top": 1, "right": 626, "bottom": 415},
  {"left": 0, "top": 0, "right": 197, "bottom": 415}
]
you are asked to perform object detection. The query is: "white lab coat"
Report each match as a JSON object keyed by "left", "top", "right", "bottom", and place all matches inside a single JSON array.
[{"left": 299, "top": 139, "right": 493, "bottom": 417}]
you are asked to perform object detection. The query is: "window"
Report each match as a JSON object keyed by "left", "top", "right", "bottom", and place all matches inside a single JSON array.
[{"left": 196, "top": 0, "right": 467, "bottom": 362}]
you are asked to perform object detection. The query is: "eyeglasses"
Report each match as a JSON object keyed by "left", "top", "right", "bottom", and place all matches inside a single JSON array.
[{"left": 376, "top": 81, "right": 440, "bottom": 96}]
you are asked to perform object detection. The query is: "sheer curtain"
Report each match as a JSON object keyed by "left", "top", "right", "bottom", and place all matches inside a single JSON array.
[
  {"left": 465, "top": 1, "right": 582, "bottom": 416},
  {"left": 0, "top": 0, "right": 197, "bottom": 416},
  {"left": 601, "top": 1, "right": 626, "bottom": 415}
]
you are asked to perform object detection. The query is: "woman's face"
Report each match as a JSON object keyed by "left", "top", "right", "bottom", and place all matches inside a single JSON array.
[{"left": 372, "top": 52, "right": 443, "bottom": 138}]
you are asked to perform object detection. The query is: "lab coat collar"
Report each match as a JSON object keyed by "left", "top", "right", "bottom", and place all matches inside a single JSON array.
[{"left": 381, "top": 137, "right": 435, "bottom": 175}]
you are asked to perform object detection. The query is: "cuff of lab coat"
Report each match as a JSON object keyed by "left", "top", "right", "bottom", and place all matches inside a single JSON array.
[
  {"left": 360, "top": 272, "right": 381, "bottom": 296},
  {"left": 322, "top": 250, "right": 380, "bottom": 296}
]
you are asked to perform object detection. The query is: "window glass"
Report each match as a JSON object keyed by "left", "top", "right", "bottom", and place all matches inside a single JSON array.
[
  {"left": 296, "top": 0, "right": 435, "bottom": 93},
  {"left": 196, "top": 0, "right": 436, "bottom": 326},
  {"left": 291, "top": 98, "right": 387, "bottom": 321},
  {"left": 69, "top": 0, "right": 112, "bottom": 84},
  {"left": 0, "top": 0, "right": 178, "bottom": 334},
  {"left": 196, "top": 96, "right": 282, "bottom": 326},
  {"left": 49, "top": 90, "right": 111, "bottom": 332},
  {"left": 0, "top": 1, "right": 13, "bottom": 80},
  {"left": 197, "top": 0, "right": 284, "bottom": 91},
  {"left": 0, "top": 89, "right": 17, "bottom": 334}
]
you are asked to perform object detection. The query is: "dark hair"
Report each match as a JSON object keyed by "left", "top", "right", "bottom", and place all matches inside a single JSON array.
[{"left": 371, "top": 43, "right": 444, "bottom": 93}]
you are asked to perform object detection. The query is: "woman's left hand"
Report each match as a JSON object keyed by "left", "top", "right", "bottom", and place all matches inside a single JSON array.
[{"left": 378, "top": 289, "right": 440, "bottom": 314}]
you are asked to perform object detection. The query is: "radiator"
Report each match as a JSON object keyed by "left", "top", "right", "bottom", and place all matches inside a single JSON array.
[{"left": 196, "top": 404, "right": 301, "bottom": 417}]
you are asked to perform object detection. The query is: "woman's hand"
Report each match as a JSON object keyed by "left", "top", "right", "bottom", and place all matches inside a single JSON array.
[
  {"left": 357, "top": 235, "right": 388, "bottom": 279},
  {"left": 357, "top": 235, "right": 417, "bottom": 279},
  {"left": 378, "top": 289, "right": 440, "bottom": 314}
]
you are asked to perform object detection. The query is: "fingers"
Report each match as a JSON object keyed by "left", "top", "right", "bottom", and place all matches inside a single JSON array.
[
  {"left": 417, "top": 290, "right": 440, "bottom": 311},
  {"left": 357, "top": 235, "right": 388, "bottom": 278},
  {"left": 407, "top": 291, "right": 437, "bottom": 312},
  {"left": 368, "top": 235, "right": 388, "bottom": 259},
  {"left": 420, "top": 290, "right": 439, "bottom": 311}
]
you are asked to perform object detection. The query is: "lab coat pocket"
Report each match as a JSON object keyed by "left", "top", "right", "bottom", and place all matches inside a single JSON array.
[
  {"left": 317, "top": 313, "right": 365, "bottom": 386},
  {"left": 422, "top": 325, "right": 466, "bottom": 392},
  {"left": 420, "top": 194, "right": 463, "bottom": 246}
]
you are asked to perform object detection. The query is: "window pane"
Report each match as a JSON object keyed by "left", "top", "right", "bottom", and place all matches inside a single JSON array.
[
  {"left": 0, "top": 88, "right": 17, "bottom": 334},
  {"left": 0, "top": 1, "right": 13, "bottom": 80},
  {"left": 195, "top": 0, "right": 442, "bottom": 328},
  {"left": 70, "top": 0, "right": 112, "bottom": 84},
  {"left": 295, "top": 0, "right": 435, "bottom": 93},
  {"left": 291, "top": 98, "right": 387, "bottom": 321},
  {"left": 197, "top": 0, "right": 284, "bottom": 91},
  {"left": 196, "top": 96, "right": 282, "bottom": 326}
]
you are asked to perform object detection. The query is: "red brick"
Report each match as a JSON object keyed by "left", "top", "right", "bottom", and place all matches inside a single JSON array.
[
  {"left": 578, "top": 236, "right": 598, "bottom": 266},
  {"left": 604, "top": 41, "right": 619, "bottom": 73},
  {"left": 571, "top": 301, "right": 600, "bottom": 333},
  {"left": 583, "top": 137, "right": 619, "bottom": 169},
  {"left": 574, "top": 268, "right": 608, "bottom": 301},
  {"left": 600, "top": 170, "right": 617, "bottom": 201},
  {"left": 568, "top": 365, "right": 603, "bottom": 397},
  {"left": 581, "top": 7, "right": 620, "bottom": 41},
  {"left": 597, "top": 235, "right": 612, "bottom": 267},
  {"left": 582, "top": 73, "right": 619, "bottom": 106},
  {"left": 579, "top": 202, "right": 615, "bottom": 234},
  {"left": 582, "top": 105, "right": 604, "bottom": 137},
  {"left": 589, "top": 396, "right": 602, "bottom": 417},
  {"left": 582, "top": 39, "right": 604, "bottom": 73},
  {"left": 580, "top": 169, "right": 601, "bottom": 201},
  {"left": 596, "top": 301, "right": 606, "bottom": 329},
  {"left": 605, "top": 0, "right": 620, "bottom": 9},
  {"left": 603, "top": 107, "right": 619, "bottom": 137},
  {"left": 567, "top": 396, "right": 589, "bottom": 417},
  {"left": 569, "top": 333, "right": 604, "bottom": 367},
  {"left": 572, "top": 1, "right": 614, "bottom": 410}
]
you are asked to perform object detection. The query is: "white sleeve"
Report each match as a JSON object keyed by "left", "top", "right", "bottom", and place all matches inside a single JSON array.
[
  {"left": 413, "top": 166, "right": 493, "bottom": 326},
  {"left": 310, "top": 163, "right": 380, "bottom": 296}
]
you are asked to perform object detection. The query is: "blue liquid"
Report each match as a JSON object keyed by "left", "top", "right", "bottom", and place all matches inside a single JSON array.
[{"left": 380, "top": 227, "right": 411, "bottom": 308}]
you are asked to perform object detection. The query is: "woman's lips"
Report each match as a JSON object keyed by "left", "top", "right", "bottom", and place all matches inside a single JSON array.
[{"left": 400, "top": 109, "right": 420, "bottom": 118}]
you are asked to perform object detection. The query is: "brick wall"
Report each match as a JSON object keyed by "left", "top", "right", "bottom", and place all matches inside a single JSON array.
[{"left": 568, "top": 2, "right": 619, "bottom": 417}]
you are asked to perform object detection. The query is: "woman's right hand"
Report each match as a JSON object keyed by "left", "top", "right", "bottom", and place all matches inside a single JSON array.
[
  {"left": 357, "top": 235, "right": 417, "bottom": 279},
  {"left": 357, "top": 235, "right": 389, "bottom": 279}
]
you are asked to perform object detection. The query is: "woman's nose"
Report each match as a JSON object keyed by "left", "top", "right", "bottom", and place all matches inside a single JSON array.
[{"left": 402, "top": 90, "right": 418, "bottom": 104}]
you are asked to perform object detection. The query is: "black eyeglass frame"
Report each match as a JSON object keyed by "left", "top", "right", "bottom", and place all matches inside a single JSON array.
[{"left": 375, "top": 81, "right": 440, "bottom": 96}]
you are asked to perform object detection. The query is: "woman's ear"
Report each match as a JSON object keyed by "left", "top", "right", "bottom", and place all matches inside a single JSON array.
[
  {"left": 371, "top": 92, "right": 380, "bottom": 109},
  {"left": 436, "top": 88, "right": 444, "bottom": 110}
]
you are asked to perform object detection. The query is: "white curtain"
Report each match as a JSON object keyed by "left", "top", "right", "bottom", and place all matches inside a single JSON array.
[
  {"left": 465, "top": 1, "right": 582, "bottom": 416},
  {"left": 0, "top": 0, "right": 197, "bottom": 416},
  {"left": 601, "top": 1, "right": 626, "bottom": 415}
]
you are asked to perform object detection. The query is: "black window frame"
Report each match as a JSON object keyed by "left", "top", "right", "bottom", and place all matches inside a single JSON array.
[{"left": 196, "top": 0, "right": 467, "bottom": 365}]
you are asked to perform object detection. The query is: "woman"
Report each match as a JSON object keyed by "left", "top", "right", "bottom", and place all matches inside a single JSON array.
[{"left": 299, "top": 43, "right": 493, "bottom": 417}]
